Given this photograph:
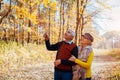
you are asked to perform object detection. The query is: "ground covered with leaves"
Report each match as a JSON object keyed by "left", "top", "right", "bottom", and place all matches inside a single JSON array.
[{"left": 0, "top": 41, "right": 120, "bottom": 80}]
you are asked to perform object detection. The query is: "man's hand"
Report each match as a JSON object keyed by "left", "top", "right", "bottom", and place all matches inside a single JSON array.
[
  {"left": 54, "top": 59, "right": 61, "bottom": 67},
  {"left": 43, "top": 32, "right": 49, "bottom": 40},
  {"left": 69, "top": 55, "right": 76, "bottom": 62}
]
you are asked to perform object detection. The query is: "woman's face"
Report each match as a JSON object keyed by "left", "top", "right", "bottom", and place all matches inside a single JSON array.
[{"left": 81, "top": 36, "right": 91, "bottom": 45}]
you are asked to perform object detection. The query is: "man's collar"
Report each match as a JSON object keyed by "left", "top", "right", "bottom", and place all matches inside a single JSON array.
[{"left": 64, "top": 40, "right": 73, "bottom": 44}]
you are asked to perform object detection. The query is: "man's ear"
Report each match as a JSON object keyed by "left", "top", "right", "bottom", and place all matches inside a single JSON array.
[{"left": 70, "top": 36, "right": 74, "bottom": 40}]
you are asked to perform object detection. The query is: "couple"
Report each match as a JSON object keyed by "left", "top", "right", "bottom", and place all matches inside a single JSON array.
[{"left": 43, "top": 29, "right": 94, "bottom": 80}]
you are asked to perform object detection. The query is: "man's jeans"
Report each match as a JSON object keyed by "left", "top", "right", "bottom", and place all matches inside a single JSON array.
[{"left": 54, "top": 68, "right": 73, "bottom": 80}]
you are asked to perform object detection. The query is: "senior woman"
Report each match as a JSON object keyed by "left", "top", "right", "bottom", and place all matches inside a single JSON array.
[{"left": 69, "top": 33, "right": 94, "bottom": 80}]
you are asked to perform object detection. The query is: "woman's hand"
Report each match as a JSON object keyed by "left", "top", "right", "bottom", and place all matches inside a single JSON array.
[{"left": 69, "top": 55, "right": 76, "bottom": 62}]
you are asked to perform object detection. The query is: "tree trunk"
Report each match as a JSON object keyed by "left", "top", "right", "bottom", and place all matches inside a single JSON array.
[
  {"left": 58, "top": 0, "right": 62, "bottom": 42},
  {"left": 78, "top": 0, "right": 88, "bottom": 44},
  {"left": 66, "top": 3, "right": 70, "bottom": 29},
  {"left": 22, "top": 29, "right": 24, "bottom": 46},
  {"left": 27, "top": 32, "right": 30, "bottom": 43},
  {"left": 17, "top": 23, "right": 19, "bottom": 45},
  {"left": 75, "top": 0, "right": 79, "bottom": 45},
  {"left": 27, "top": 4, "right": 32, "bottom": 43},
  {"left": 48, "top": 7, "right": 51, "bottom": 37},
  {"left": 13, "top": 19, "right": 16, "bottom": 41},
  {"left": 62, "top": 2, "right": 64, "bottom": 40}
]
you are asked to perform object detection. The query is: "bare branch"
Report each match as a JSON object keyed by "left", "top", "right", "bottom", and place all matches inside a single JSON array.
[{"left": 0, "top": 0, "right": 12, "bottom": 24}]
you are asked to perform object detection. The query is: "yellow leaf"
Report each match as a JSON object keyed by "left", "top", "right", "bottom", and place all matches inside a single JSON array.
[
  {"left": 79, "top": 7, "right": 83, "bottom": 14},
  {"left": 28, "top": 27, "right": 32, "bottom": 32}
]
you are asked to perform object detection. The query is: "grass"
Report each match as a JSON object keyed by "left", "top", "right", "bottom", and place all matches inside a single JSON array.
[
  {"left": 94, "top": 48, "right": 120, "bottom": 60},
  {"left": 107, "top": 49, "right": 120, "bottom": 60},
  {"left": 0, "top": 40, "right": 56, "bottom": 73}
]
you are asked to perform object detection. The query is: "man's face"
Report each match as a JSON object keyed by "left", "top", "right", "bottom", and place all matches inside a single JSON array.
[{"left": 64, "top": 30, "right": 73, "bottom": 40}]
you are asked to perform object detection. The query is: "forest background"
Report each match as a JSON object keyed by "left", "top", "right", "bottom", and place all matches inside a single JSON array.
[{"left": 0, "top": 0, "right": 120, "bottom": 80}]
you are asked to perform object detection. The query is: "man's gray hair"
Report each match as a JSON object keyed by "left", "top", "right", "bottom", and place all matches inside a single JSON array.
[{"left": 68, "top": 29, "right": 76, "bottom": 37}]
